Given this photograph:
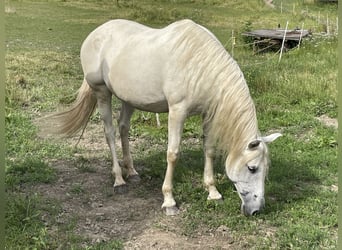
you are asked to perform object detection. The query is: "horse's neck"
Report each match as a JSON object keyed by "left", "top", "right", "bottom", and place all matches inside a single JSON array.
[{"left": 206, "top": 76, "right": 259, "bottom": 155}]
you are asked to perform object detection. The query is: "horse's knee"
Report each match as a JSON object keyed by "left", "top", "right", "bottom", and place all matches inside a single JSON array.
[
  {"left": 167, "top": 150, "right": 179, "bottom": 163},
  {"left": 205, "top": 148, "right": 215, "bottom": 159},
  {"left": 119, "top": 122, "right": 129, "bottom": 135},
  {"left": 103, "top": 125, "right": 115, "bottom": 138}
]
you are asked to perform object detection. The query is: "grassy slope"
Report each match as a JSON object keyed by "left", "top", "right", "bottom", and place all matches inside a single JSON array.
[{"left": 5, "top": 0, "right": 337, "bottom": 249}]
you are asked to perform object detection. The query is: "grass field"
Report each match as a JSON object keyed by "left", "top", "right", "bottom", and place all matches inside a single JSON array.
[{"left": 5, "top": 0, "right": 338, "bottom": 249}]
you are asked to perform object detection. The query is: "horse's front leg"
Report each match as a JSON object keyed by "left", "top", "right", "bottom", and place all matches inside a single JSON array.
[
  {"left": 203, "top": 124, "right": 222, "bottom": 201},
  {"left": 162, "top": 105, "right": 187, "bottom": 216}
]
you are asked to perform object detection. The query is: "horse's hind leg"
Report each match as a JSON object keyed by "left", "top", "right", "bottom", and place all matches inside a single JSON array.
[
  {"left": 118, "top": 102, "right": 140, "bottom": 183},
  {"left": 94, "top": 86, "right": 127, "bottom": 193}
]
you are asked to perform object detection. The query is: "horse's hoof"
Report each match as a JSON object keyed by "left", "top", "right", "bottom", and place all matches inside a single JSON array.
[
  {"left": 127, "top": 174, "right": 141, "bottom": 184},
  {"left": 113, "top": 184, "right": 128, "bottom": 194},
  {"left": 163, "top": 206, "right": 179, "bottom": 216}
]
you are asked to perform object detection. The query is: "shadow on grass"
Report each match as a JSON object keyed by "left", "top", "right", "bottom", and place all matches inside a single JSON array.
[{"left": 133, "top": 143, "right": 323, "bottom": 217}]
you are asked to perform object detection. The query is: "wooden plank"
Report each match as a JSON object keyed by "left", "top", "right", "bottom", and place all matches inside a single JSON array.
[{"left": 242, "top": 29, "right": 310, "bottom": 41}]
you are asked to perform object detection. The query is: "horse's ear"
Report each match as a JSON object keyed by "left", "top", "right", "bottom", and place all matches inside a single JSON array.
[
  {"left": 262, "top": 133, "right": 282, "bottom": 144},
  {"left": 247, "top": 139, "right": 262, "bottom": 150},
  {"left": 247, "top": 133, "right": 282, "bottom": 150}
]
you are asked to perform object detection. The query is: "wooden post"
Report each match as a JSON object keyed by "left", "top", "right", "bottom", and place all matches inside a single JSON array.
[
  {"left": 298, "top": 22, "right": 304, "bottom": 49},
  {"left": 279, "top": 21, "right": 288, "bottom": 63},
  {"left": 327, "top": 14, "right": 330, "bottom": 35},
  {"left": 292, "top": 3, "right": 295, "bottom": 14},
  {"left": 231, "top": 30, "right": 235, "bottom": 57},
  {"left": 156, "top": 114, "right": 160, "bottom": 127},
  {"left": 280, "top": 2, "right": 282, "bottom": 14}
]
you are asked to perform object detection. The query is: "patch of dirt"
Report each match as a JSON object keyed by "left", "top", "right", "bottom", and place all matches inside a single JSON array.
[
  {"left": 38, "top": 158, "right": 161, "bottom": 242},
  {"left": 34, "top": 121, "right": 241, "bottom": 249},
  {"left": 316, "top": 115, "right": 338, "bottom": 129},
  {"left": 124, "top": 225, "right": 234, "bottom": 249}
]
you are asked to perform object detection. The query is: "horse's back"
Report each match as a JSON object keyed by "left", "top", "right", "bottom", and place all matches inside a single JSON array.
[
  {"left": 80, "top": 19, "right": 202, "bottom": 78},
  {"left": 80, "top": 19, "right": 217, "bottom": 113}
]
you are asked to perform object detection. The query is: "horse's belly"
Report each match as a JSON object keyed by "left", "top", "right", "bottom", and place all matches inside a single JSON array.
[
  {"left": 105, "top": 50, "right": 172, "bottom": 112},
  {"left": 115, "top": 90, "right": 169, "bottom": 113},
  {"left": 127, "top": 99, "right": 169, "bottom": 113},
  {"left": 109, "top": 74, "right": 169, "bottom": 113}
]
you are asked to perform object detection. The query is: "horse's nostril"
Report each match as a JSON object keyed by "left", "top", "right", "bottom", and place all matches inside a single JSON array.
[{"left": 251, "top": 210, "right": 259, "bottom": 216}]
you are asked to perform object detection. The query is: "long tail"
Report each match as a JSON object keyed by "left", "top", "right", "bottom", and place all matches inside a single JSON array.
[{"left": 38, "top": 79, "right": 97, "bottom": 137}]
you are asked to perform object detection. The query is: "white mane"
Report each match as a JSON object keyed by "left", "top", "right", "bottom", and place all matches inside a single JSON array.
[{"left": 170, "top": 20, "right": 259, "bottom": 156}]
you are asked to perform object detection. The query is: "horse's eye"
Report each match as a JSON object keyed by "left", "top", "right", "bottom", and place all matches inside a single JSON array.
[{"left": 247, "top": 165, "right": 258, "bottom": 174}]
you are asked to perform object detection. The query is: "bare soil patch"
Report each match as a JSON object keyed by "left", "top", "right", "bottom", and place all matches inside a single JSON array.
[
  {"left": 33, "top": 121, "right": 239, "bottom": 249},
  {"left": 316, "top": 114, "right": 338, "bottom": 129}
]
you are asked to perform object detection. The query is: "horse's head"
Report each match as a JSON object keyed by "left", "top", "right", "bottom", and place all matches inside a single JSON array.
[{"left": 225, "top": 133, "right": 282, "bottom": 216}]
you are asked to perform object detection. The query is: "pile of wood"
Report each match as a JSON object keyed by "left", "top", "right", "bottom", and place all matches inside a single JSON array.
[{"left": 242, "top": 29, "right": 310, "bottom": 53}]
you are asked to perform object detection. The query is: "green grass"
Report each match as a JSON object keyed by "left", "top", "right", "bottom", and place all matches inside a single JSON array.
[{"left": 5, "top": 0, "right": 337, "bottom": 249}]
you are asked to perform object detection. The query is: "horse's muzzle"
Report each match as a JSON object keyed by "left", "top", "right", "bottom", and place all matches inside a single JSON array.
[{"left": 241, "top": 198, "right": 265, "bottom": 216}]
